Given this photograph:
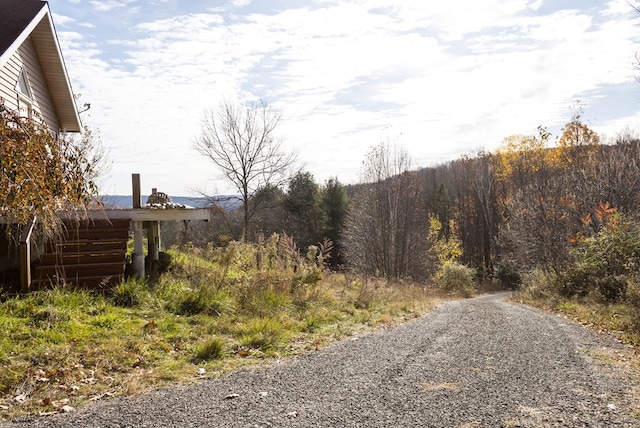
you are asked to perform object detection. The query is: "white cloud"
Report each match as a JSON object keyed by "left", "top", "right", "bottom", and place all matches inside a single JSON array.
[
  {"left": 231, "top": 0, "right": 253, "bottom": 7},
  {"left": 51, "top": 0, "right": 640, "bottom": 194},
  {"left": 89, "top": 0, "right": 136, "bottom": 12},
  {"left": 602, "top": 0, "right": 636, "bottom": 17},
  {"left": 51, "top": 13, "right": 75, "bottom": 26}
]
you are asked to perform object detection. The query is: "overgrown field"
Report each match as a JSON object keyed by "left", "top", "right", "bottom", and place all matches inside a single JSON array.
[{"left": 0, "top": 239, "right": 441, "bottom": 420}]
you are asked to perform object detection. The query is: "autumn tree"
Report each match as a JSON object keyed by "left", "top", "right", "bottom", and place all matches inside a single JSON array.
[
  {"left": 0, "top": 100, "right": 99, "bottom": 242},
  {"left": 494, "top": 127, "right": 550, "bottom": 188},
  {"left": 494, "top": 117, "right": 603, "bottom": 273},
  {"left": 193, "top": 99, "right": 296, "bottom": 241},
  {"left": 556, "top": 105, "right": 600, "bottom": 172}
]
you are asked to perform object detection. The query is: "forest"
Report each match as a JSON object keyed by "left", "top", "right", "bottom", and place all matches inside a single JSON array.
[{"left": 176, "top": 109, "right": 640, "bottom": 327}]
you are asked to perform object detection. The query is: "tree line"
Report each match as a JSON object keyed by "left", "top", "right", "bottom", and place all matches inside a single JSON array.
[{"left": 184, "top": 99, "right": 640, "bottom": 304}]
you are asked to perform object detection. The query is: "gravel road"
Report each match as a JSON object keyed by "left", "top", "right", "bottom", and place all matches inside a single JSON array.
[{"left": 3, "top": 293, "right": 639, "bottom": 427}]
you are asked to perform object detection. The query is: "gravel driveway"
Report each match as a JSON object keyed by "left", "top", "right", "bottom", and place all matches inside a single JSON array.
[{"left": 3, "top": 293, "right": 638, "bottom": 427}]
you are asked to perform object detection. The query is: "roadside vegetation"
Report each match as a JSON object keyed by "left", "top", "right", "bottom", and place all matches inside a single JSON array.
[
  {"left": 0, "top": 238, "right": 442, "bottom": 419},
  {"left": 513, "top": 206, "right": 640, "bottom": 346}
]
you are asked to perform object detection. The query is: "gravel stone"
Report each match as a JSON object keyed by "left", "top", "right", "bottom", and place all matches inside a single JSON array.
[{"left": 3, "top": 293, "right": 638, "bottom": 427}]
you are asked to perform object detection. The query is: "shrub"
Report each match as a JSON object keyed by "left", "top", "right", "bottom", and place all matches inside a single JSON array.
[
  {"left": 194, "top": 337, "right": 224, "bottom": 362},
  {"left": 433, "top": 261, "right": 476, "bottom": 297},
  {"left": 565, "top": 213, "right": 640, "bottom": 302},
  {"left": 353, "top": 281, "right": 375, "bottom": 309},
  {"left": 238, "top": 318, "right": 284, "bottom": 351},
  {"left": 294, "top": 267, "right": 323, "bottom": 288},
  {"left": 518, "top": 268, "right": 558, "bottom": 301},
  {"left": 174, "top": 286, "right": 234, "bottom": 316},
  {"left": 111, "top": 279, "right": 148, "bottom": 308}
]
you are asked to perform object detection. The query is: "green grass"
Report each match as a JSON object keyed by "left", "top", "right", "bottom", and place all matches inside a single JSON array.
[{"left": 0, "top": 243, "right": 441, "bottom": 420}]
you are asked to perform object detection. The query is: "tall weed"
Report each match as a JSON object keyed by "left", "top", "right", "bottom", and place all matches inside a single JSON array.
[{"left": 432, "top": 261, "right": 476, "bottom": 297}]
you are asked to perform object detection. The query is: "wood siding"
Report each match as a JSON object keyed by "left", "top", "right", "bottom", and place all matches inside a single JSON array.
[{"left": 0, "top": 36, "right": 59, "bottom": 131}]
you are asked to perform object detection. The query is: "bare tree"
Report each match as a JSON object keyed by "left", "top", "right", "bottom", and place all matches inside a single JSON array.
[
  {"left": 193, "top": 99, "right": 296, "bottom": 241},
  {"left": 345, "top": 141, "right": 427, "bottom": 280}
]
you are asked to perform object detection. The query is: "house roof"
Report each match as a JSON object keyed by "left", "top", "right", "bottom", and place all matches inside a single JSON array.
[{"left": 0, "top": 0, "right": 81, "bottom": 132}]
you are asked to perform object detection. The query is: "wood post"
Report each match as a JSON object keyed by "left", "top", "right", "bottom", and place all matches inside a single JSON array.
[
  {"left": 132, "top": 173, "right": 141, "bottom": 209},
  {"left": 147, "top": 221, "right": 160, "bottom": 261},
  {"left": 20, "top": 217, "right": 36, "bottom": 292},
  {"left": 132, "top": 220, "right": 145, "bottom": 278},
  {"left": 132, "top": 174, "right": 144, "bottom": 277}
]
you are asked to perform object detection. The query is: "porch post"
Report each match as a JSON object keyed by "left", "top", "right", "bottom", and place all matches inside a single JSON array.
[
  {"left": 132, "top": 220, "right": 145, "bottom": 278},
  {"left": 147, "top": 221, "right": 160, "bottom": 261},
  {"left": 131, "top": 174, "right": 144, "bottom": 277}
]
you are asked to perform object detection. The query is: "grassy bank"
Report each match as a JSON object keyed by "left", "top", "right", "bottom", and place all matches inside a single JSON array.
[
  {"left": 0, "top": 240, "right": 440, "bottom": 420},
  {"left": 512, "top": 268, "right": 640, "bottom": 347}
]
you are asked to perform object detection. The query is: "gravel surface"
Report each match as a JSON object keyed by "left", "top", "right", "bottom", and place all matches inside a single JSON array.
[{"left": 3, "top": 293, "right": 639, "bottom": 427}]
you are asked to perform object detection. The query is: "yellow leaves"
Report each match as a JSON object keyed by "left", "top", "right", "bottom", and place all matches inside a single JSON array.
[
  {"left": 426, "top": 215, "right": 463, "bottom": 266},
  {"left": 493, "top": 133, "right": 548, "bottom": 183},
  {"left": 558, "top": 120, "right": 600, "bottom": 149}
]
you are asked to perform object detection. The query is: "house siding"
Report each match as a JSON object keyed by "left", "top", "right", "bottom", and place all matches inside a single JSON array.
[{"left": 0, "top": 36, "right": 60, "bottom": 131}]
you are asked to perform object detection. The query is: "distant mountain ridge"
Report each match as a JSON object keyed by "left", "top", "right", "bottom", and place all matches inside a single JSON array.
[{"left": 99, "top": 195, "right": 240, "bottom": 210}]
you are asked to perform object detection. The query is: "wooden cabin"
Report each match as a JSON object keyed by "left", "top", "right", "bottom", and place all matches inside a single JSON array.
[{"left": 0, "top": 2, "right": 210, "bottom": 291}]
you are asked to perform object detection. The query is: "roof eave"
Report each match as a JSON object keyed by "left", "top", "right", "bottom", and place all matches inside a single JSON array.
[
  {"left": 0, "top": 3, "right": 82, "bottom": 133},
  {"left": 33, "top": 6, "right": 82, "bottom": 132}
]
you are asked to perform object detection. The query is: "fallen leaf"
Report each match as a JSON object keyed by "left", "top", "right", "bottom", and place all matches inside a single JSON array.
[{"left": 419, "top": 382, "right": 461, "bottom": 392}]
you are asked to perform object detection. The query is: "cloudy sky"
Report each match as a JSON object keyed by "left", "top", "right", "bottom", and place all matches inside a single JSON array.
[{"left": 49, "top": 0, "right": 640, "bottom": 196}]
